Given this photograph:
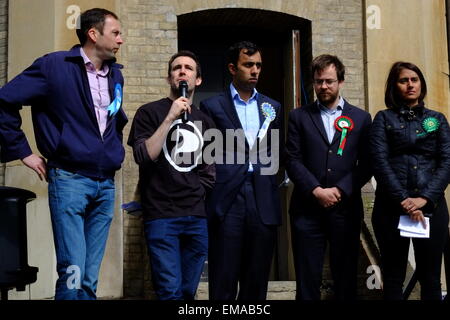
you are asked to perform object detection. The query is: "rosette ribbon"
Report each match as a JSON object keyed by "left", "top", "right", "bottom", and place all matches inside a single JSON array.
[
  {"left": 107, "top": 83, "right": 123, "bottom": 117},
  {"left": 257, "top": 102, "right": 277, "bottom": 141},
  {"left": 422, "top": 117, "right": 439, "bottom": 133},
  {"left": 334, "top": 116, "right": 354, "bottom": 156}
]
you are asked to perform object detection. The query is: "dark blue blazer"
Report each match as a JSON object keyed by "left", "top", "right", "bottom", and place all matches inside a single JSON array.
[
  {"left": 0, "top": 45, "right": 128, "bottom": 179},
  {"left": 200, "top": 88, "right": 283, "bottom": 225},
  {"left": 285, "top": 100, "right": 372, "bottom": 216}
]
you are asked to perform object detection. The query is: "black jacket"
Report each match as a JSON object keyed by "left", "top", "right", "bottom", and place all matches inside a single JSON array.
[
  {"left": 286, "top": 100, "right": 372, "bottom": 216},
  {"left": 370, "top": 103, "right": 450, "bottom": 213},
  {"left": 200, "top": 89, "right": 283, "bottom": 225}
]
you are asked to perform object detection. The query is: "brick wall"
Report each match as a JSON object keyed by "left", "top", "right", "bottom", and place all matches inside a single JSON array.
[
  {"left": 0, "top": 0, "right": 7, "bottom": 186},
  {"left": 118, "top": 0, "right": 177, "bottom": 298},
  {"left": 0, "top": 0, "right": 7, "bottom": 85},
  {"left": 312, "top": 0, "right": 366, "bottom": 109},
  {"left": 118, "top": 0, "right": 367, "bottom": 298}
]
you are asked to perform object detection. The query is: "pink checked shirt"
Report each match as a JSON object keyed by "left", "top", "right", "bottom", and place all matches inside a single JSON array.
[{"left": 80, "top": 48, "right": 111, "bottom": 137}]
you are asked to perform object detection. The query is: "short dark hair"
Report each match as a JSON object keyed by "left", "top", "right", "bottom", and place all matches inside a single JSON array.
[
  {"left": 384, "top": 61, "right": 427, "bottom": 109},
  {"left": 226, "top": 41, "right": 260, "bottom": 67},
  {"left": 167, "top": 50, "right": 202, "bottom": 78},
  {"left": 311, "top": 54, "right": 345, "bottom": 81},
  {"left": 76, "top": 8, "right": 119, "bottom": 46}
]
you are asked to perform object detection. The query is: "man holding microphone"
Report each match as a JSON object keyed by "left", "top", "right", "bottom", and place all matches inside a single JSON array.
[{"left": 127, "top": 50, "right": 215, "bottom": 300}]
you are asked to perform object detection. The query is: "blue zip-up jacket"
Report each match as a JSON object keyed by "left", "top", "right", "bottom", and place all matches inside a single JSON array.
[{"left": 0, "top": 45, "right": 128, "bottom": 179}]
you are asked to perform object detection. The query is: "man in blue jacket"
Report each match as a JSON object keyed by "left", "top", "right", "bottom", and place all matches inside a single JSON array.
[{"left": 0, "top": 8, "right": 127, "bottom": 300}]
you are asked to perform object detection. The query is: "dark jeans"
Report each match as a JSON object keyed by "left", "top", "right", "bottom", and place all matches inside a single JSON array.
[
  {"left": 373, "top": 198, "right": 449, "bottom": 300},
  {"left": 144, "top": 216, "right": 208, "bottom": 300}
]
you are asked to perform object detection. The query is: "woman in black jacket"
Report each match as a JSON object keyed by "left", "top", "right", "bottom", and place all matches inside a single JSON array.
[{"left": 370, "top": 61, "right": 450, "bottom": 300}]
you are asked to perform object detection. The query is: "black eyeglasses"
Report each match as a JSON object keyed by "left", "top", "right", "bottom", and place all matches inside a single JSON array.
[{"left": 313, "top": 79, "right": 339, "bottom": 86}]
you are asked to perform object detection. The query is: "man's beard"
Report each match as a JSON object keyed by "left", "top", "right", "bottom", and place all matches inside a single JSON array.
[{"left": 317, "top": 90, "right": 338, "bottom": 106}]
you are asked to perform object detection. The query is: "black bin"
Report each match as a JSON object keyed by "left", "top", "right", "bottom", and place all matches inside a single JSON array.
[{"left": 0, "top": 186, "right": 39, "bottom": 300}]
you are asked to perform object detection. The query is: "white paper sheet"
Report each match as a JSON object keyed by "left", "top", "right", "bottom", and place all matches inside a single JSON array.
[{"left": 398, "top": 215, "right": 430, "bottom": 238}]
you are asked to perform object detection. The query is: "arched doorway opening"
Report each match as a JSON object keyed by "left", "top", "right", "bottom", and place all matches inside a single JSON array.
[{"left": 178, "top": 8, "right": 312, "bottom": 281}]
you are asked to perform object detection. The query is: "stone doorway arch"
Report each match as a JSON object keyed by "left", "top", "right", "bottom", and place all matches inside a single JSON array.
[{"left": 178, "top": 8, "right": 312, "bottom": 281}]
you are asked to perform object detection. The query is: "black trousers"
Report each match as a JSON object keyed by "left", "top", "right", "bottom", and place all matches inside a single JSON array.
[
  {"left": 208, "top": 174, "right": 277, "bottom": 300},
  {"left": 372, "top": 198, "right": 449, "bottom": 300},
  {"left": 290, "top": 203, "right": 362, "bottom": 300},
  {"left": 445, "top": 234, "right": 450, "bottom": 301}
]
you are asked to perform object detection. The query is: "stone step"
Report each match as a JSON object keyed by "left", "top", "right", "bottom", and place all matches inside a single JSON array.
[{"left": 195, "top": 281, "right": 296, "bottom": 300}]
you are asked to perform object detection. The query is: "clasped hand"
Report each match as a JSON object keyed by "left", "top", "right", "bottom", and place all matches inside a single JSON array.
[
  {"left": 313, "top": 186, "right": 342, "bottom": 208},
  {"left": 400, "top": 197, "right": 428, "bottom": 228}
]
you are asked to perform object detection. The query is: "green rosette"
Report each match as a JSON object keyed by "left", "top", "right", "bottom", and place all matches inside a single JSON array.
[{"left": 422, "top": 117, "right": 439, "bottom": 133}]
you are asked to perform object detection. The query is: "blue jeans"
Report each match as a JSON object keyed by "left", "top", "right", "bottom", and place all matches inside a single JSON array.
[
  {"left": 144, "top": 216, "right": 208, "bottom": 300},
  {"left": 48, "top": 168, "right": 115, "bottom": 300}
]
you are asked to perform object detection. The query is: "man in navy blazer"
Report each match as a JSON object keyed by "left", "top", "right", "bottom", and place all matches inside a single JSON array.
[
  {"left": 286, "top": 54, "right": 372, "bottom": 300},
  {"left": 200, "top": 41, "right": 283, "bottom": 300}
]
